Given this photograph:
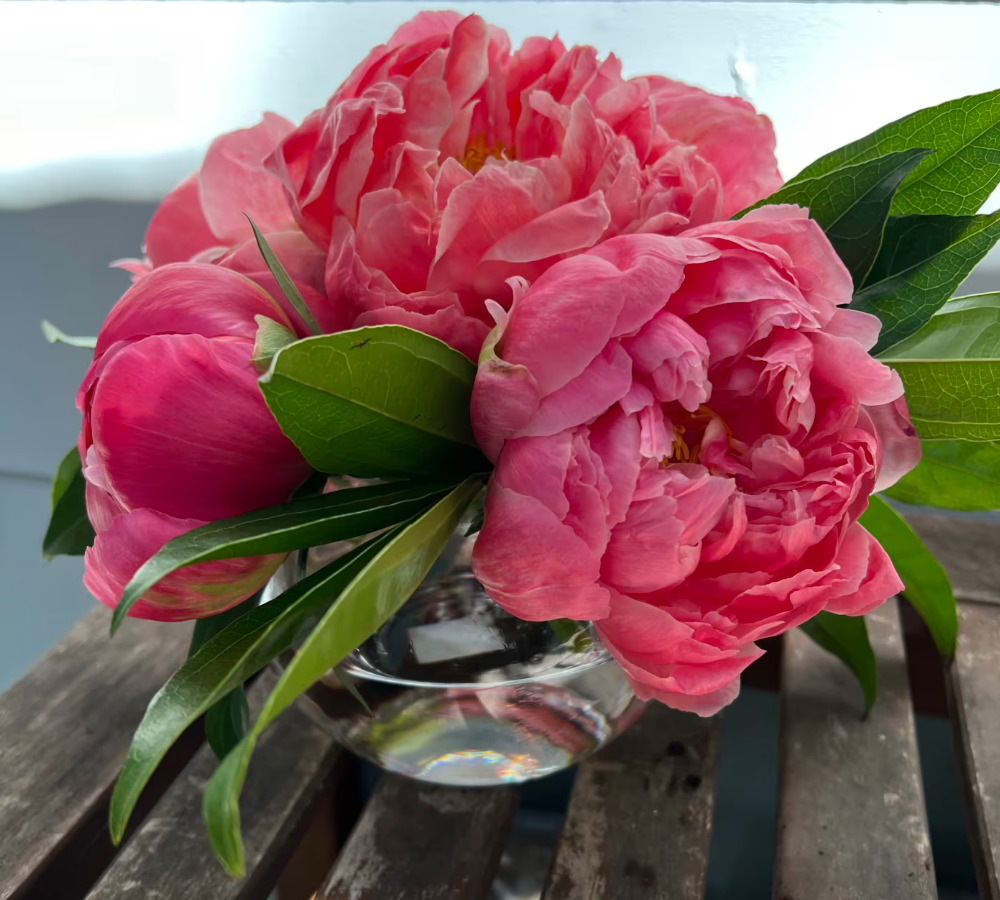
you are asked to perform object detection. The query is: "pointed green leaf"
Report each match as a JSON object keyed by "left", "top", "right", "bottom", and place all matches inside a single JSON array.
[
  {"left": 799, "top": 612, "right": 877, "bottom": 714},
  {"left": 736, "top": 148, "right": 931, "bottom": 286},
  {"left": 110, "top": 479, "right": 453, "bottom": 633},
  {"left": 246, "top": 217, "right": 321, "bottom": 335},
  {"left": 41, "top": 320, "right": 97, "bottom": 349},
  {"left": 860, "top": 495, "right": 957, "bottom": 657},
  {"left": 108, "top": 532, "right": 396, "bottom": 845},
  {"left": 42, "top": 447, "right": 95, "bottom": 559},
  {"left": 878, "top": 292, "right": 1000, "bottom": 442},
  {"left": 883, "top": 439, "right": 1000, "bottom": 512},
  {"left": 852, "top": 211, "right": 1000, "bottom": 353},
  {"left": 259, "top": 325, "right": 491, "bottom": 480},
  {"left": 792, "top": 89, "right": 1000, "bottom": 216},
  {"left": 879, "top": 292, "right": 1000, "bottom": 359},
  {"left": 189, "top": 592, "right": 263, "bottom": 761},
  {"left": 333, "top": 665, "right": 373, "bottom": 717},
  {"left": 203, "top": 475, "right": 483, "bottom": 876}
]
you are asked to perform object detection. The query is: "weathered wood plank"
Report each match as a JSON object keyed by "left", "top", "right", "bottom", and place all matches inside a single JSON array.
[
  {"left": 775, "top": 599, "right": 936, "bottom": 900},
  {"left": 317, "top": 776, "right": 520, "bottom": 900},
  {"left": 947, "top": 601, "right": 1000, "bottom": 899},
  {"left": 87, "top": 668, "right": 354, "bottom": 900},
  {"left": 904, "top": 510, "right": 1000, "bottom": 604},
  {"left": 0, "top": 606, "right": 193, "bottom": 900},
  {"left": 542, "top": 703, "right": 720, "bottom": 900}
]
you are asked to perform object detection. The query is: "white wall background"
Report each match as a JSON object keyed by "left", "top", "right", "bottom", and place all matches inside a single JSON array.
[{"left": 0, "top": 0, "right": 998, "bottom": 688}]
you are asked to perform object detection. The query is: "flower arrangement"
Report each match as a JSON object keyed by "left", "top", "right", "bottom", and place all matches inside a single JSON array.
[{"left": 42, "top": 10, "right": 1000, "bottom": 875}]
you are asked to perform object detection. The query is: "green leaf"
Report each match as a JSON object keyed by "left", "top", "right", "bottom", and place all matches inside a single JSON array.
[
  {"left": 108, "top": 532, "right": 396, "bottom": 845},
  {"left": 42, "top": 447, "right": 95, "bottom": 559},
  {"left": 205, "top": 691, "right": 251, "bottom": 762},
  {"left": 878, "top": 292, "right": 1000, "bottom": 442},
  {"left": 246, "top": 217, "right": 320, "bottom": 336},
  {"left": 259, "top": 326, "right": 491, "bottom": 480},
  {"left": 203, "top": 475, "right": 484, "bottom": 876},
  {"left": 860, "top": 495, "right": 957, "bottom": 657},
  {"left": 852, "top": 211, "right": 1000, "bottom": 353},
  {"left": 736, "top": 149, "right": 931, "bottom": 286},
  {"left": 879, "top": 292, "right": 1000, "bottom": 359},
  {"left": 333, "top": 665, "right": 373, "bottom": 717},
  {"left": 110, "top": 479, "right": 453, "bottom": 634},
  {"left": 883, "top": 439, "right": 1000, "bottom": 511},
  {"left": 189, "top": 592, "right": 263, "bottom": 761},
  {"left": 791, "top": 89, "right": 1000, "bottom": 216},
  {"left": 250, "top": 314, "right": 297, "bottom": 374},
  {"left": 799, "top": 612, "right": 877, "bottom": 714},
  {"left": 41, "top": 320, "right": 97, "bottom": 349}
]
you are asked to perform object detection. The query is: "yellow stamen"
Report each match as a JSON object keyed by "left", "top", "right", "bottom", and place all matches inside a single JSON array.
[{"left": 459, "top": 135, "right": 511, "bottom": 173}]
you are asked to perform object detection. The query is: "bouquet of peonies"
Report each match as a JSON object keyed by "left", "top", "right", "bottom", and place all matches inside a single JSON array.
[{"left": 43, "top": 10, "right": 1000, "bottom": 874}]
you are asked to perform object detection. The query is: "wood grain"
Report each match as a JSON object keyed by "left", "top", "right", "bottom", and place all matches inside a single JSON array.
[
  {"left": 86, "top": 668, "right": 352, "bottom": 900},
  {"left": 947, "top": 601, "right": 1000, "bottom": 899},
  {"left": 542, "top": 703, "right": 720, "bottom": 900},
  {"left": 904, "top": 510, "right": 1000, "bottom": 604},
  {"left": 0, "top": 607, "right": 192, "bottom": 900},
  {"left": 318, "top": 776, "right": 519, "bottom": 900},
  {"left": 775, "top": 599, "right": 936, "bottom": 900}
]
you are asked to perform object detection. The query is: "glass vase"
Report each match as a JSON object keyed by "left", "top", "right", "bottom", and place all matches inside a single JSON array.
[{"left": 266, "top": 525, "right": 644, "bottom": 787}]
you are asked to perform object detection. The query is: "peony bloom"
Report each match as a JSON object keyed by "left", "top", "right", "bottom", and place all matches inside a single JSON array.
[
  {"left": 471, "top": 206, "right": 920, "bottom": 715},
  {"left": 267, "top": 11, "right": 782, "bottom": 359},
  {"left": 78, "top": 264, "right": 313, "bottom": 621},
  {"left": 119, "top": 114, "right": 348, "bottom": 336}
]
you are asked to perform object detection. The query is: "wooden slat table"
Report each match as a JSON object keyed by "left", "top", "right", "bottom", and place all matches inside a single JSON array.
[{"left": 0, "top": 509, "right": 996, "bottom": 900}]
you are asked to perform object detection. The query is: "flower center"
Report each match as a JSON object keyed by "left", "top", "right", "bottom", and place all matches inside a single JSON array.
[{"left": 459, "top": 135, "right": 512, "bottom": 173}]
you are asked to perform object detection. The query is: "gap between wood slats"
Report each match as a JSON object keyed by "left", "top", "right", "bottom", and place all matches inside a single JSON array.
[
  {"left": 543, "top": 703, "right": 720, "bottom": 900},
  {"left": 946, "top": 600, "right": 1000, "bottom": 900},
  {"left": 86, "top": 668, "right": 360, "bottom": 900},
  {"left": 775, "top": 599, "right": 936, "bottom": 900},
  {"left": 317, "top": 775, "right": 520, "bottom": 900},
  {"left": 0, "top": 608, "right": 198, "bottom": 900}
]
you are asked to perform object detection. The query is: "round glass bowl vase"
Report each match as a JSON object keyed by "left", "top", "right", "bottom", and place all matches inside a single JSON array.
[{"left": 266, "top": 529, "right": 645, "bottom": 787}]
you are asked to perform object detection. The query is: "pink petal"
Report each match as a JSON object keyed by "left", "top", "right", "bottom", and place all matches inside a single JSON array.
[
  {"left": 84, "top": 506, "right": 282, "bottom": 622},
  {"left": 94, "top": 263, "right": 293, "bottom": 354},
  {"left": 863, "top": 397, "right": 922, "bottom": 492},
  {"left": 472, "top": 481, "right": 610, "bottom": 621},
  {"left": 91, "top": 333, "right": 310, "bottom": 521},
  {"left": 199, "top": 112, "right": 296, "bottom": 245},
  {"left": 144, "top": 175, "right": 220, "bottom": 268}
]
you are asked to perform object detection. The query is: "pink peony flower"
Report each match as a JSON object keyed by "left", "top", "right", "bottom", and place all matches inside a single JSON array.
[
  {"left": 470, "top": 206, "right": 920, "bottom": 715},
  {"left": 119, "top": 114, "right": 349, "bottom": 336},
  {"left": 78, "top": 264, "right": 313, "bottom": 621},
  {"left": 266, "top": 11, "right": 782, "bottom": 359}
]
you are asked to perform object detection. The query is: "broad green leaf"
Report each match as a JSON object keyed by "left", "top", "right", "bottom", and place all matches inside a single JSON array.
[
  {"left": 259, "top": 326, "right": 491, "bottom": 480},
  {"left": 203, "top": 475, "right": 483, "bottom": 876},
  {"left": 41, "top": 320, "right": 97, "bottom": 349},
  {"left": 42, "top": 447, "right": 95, "bottom": 559},
  {"left": 852, "top": 211, "right": 1000, "bottom": 353},
  {"left": 878, "top": 292, "right": 1000, "bottom": 359},
  {"left": 246, "top": 218, "right": 320, "bottom": 335},
  {"left": 888, "top": 361, "right": 1000, "bottom": 441},
  {"left": 110, "top": 479, "right": 453, "bottom": 633},
  {"left": 879, "top": 292, "right": 1000, "bottom": 442},
  {"left": 251, "top": 314, "right": 297, "bottom": 373},
  {"left": 799, "top": 612, "right": 877, "bottom": 714},
  {"left": 791, "top": 90, "right": 1000, "bottom": 216},
  {"left": 860, "top": 495, "right": 957, "bottom": 657},
  {"left": 883, "top": 439, "right": 1000, "bottom": 511},
  {"left": 108, "top": 532, "right": 396, "bottom": 845},
  {"left": 189, "top": 592, "right": 263, "bottom": 761},
  {"left": 736, "top": 148, "right": 931, "bottom": 285}
]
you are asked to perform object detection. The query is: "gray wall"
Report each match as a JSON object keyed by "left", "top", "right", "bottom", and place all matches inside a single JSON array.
[{"left": 0, "top": 201, "right": 156, "bottom": 691}]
